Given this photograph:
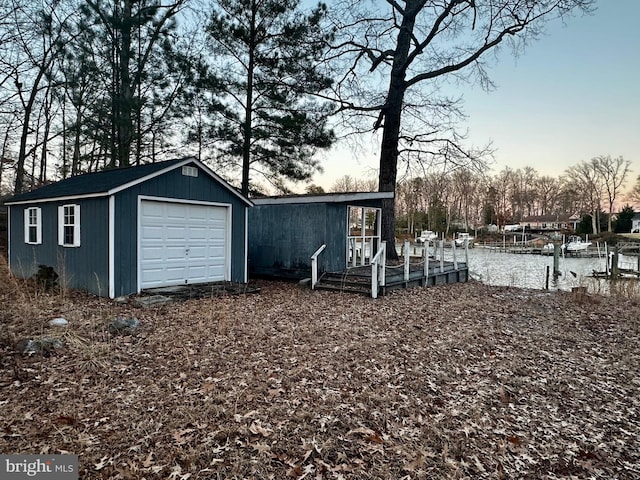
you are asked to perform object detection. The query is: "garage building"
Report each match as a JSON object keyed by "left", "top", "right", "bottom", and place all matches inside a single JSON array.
[{"left": 6, "top": 157, "right": 252, "bottom": 297}]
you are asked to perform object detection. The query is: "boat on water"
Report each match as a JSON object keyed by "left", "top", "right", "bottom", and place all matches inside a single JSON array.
[
  {"left": 541, "top": 243, "right": 556, "bottom": 254},
  {"left": 562, "top": 235, "right": 592, "bottom": 252},
  {"left": 455, "top": 233, "right": 474, "bottom": 247},
  {"left": 417, "top": 230, "right": 438, "bottom": 243}
]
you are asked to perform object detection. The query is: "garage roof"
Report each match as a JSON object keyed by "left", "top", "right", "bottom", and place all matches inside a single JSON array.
[{"left": 6, "top": 157, "right": 252, "bottom": 206}]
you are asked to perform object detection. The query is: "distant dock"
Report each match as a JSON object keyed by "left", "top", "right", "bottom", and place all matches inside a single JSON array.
[{"left": 476, "top": 242, "right": 607, "bottom": 258}]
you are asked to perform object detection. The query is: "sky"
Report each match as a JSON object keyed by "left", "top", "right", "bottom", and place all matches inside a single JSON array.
[{"left": 311, "top": 0, "right": 640, "bottom": 191}]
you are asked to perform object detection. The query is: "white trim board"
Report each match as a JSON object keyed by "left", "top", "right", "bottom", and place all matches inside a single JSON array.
[{"left": 252, "top": 191, "right": 394, "bottom": 205}]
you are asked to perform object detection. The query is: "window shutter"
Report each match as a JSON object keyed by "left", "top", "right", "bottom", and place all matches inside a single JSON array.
[
  {"left": 58, "top": 206, "right": 64, "bottom": 246},
  {"left": 73, "top": 205, "right": 81, "bottom": 247},
  {"left": 35, "top": 208, "right": 42, "bottom": 244},
  {"left": 24, "top": 208, "right": 29, "bottom": 243}
]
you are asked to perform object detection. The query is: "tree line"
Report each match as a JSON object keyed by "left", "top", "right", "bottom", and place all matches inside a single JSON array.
[
  {"left": 394, "top": 155, "right": 638, "bottom": 236},
  {"left": 1, "top": 0, "right": 602, "bottom": 258}
]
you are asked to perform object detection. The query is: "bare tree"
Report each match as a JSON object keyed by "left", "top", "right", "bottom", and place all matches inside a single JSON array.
[
  {"left": 396, "top": 177, "right": 428, "bottom": 234},
  {"left": 491, "top": 167, "right": 515, "bottom": 228},
  {"left": 1, "top": 0, "right": 74, "bottom": 193},
  {"left": 327, "top": 0, "right": 594, "bottom": 257},
  {"left": 630, "top": 175, "right": 640, "bottom": 206},
  {"left": 330, "top": 174, "right": 376, "bottom": 192},
  {"left": 536, "top": 175, "right": 561, "bottom": 215},
  {"left": 594, "top": 155, "right": 631, "bottom": 232},
  {"left": 565, "top": 159, "right": 604, "bottom": 234}
]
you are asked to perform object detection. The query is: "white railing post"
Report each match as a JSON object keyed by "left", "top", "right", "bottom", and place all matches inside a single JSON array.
[
  {"left": 452, "top": 240, "right": 458, "bottom": 270},
  {"left": 465, "top": 240, "right": 469, "bottom": 267},
  {"left": 404, "top": 239, "right": 410, "bottom": 281},
  {"left": 370, "top": 241, "right": 387, "bottom": 299},
  {"left": 423, "top": 240, "right": 429, "bottom": 280},
  {"left": 371, "top": 262, "right": 378, "bottom": 298},
  {"left": 350, "top": 238, "right": 356, "bottom": 267},
  {"left": 440, "top": 240, "right": 444, "bottom": 273},
  {"left": 310, "top": 244, "right": 326, "bottom": 289}
]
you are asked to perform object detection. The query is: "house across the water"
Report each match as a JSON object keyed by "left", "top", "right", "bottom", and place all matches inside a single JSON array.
[{"left": 520, "top": 214, "right": 580, "bottom": 232}]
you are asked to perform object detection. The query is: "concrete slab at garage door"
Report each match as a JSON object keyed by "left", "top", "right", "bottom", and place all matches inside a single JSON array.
[{"left": 139, "top": 200, "right": 229, "bottom": 289}]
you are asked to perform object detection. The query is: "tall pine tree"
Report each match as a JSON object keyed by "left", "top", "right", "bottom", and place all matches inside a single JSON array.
[
  {"left": 80, "top": 0, "right": 188, "bottom": 168},
  {"left": 205, "top": 0, "right": 335, "bottom": 195}
]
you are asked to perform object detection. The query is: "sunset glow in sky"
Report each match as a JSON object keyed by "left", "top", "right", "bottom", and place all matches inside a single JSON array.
[{"left": 312, "top": 0, "right": 640, "bottom": 190}]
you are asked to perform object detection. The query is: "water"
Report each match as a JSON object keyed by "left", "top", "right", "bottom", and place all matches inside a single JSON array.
[
  {"left": 459, "top": 248, "right": 608, "bottom": 291},
  {"left": 399, "top": 243, "right": 638, "bottom": 292}
]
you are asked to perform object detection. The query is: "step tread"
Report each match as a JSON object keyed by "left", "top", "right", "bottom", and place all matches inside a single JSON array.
[{"left": 315, "top": 283, "right": 372, "bottom": 295}]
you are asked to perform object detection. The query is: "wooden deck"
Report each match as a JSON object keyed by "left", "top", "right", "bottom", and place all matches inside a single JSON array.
[{"left": 316, "top": 258, "right": 469, "bottom": 296}]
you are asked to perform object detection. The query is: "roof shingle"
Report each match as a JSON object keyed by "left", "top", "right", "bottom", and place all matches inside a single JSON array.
[{"left": 6, "top": 158, "right": 189, "bottom": 203}]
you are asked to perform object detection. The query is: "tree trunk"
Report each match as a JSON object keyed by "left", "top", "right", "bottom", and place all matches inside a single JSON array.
[
  {"left": 241, "top": 0, "right": 257, "bottom": 197},
  {"left": 378, "top": 98, "right": 402, "bottom": 260},
  {"left": 71, "top": 105, "right": 83, "bottom": 176},
  {"left": 0, "top": 120, "right": 13, "bottom": 192},
  {"left": 118, "top": 0, "right": 133, "bottom": 168},
  {"left": 377, "top": 2, "right": 418, "bottom": 260},
  {"left": 14, "top": 68, "right": 47, "bottom": 194}
]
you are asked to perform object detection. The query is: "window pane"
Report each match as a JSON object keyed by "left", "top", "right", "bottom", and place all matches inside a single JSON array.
[
  {"left": 64, "top": 226, "right": 74, "bottom": 245},
  {"left": 29, "top": 226, "right": 37, "bottom": 243}
]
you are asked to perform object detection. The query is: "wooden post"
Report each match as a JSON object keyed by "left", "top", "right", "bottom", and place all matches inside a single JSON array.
[
  {"left": 404, "top": 240, "right": 410, "bottom": 281},
  {"left": 423, "top": 241, "right": 429, "bottom": 281},
  {"left": 360, "top": 207, "right": 366, "bottom": 266},
  {"left": 452, "top": 240, "right": 458, "bottom": 269},
  {"left": 350, "top": 238, "right": 356, "bottom": 267},
  {"left": 380, "top": 241, "right": 386, "bottom": 287},
  {"left": 465, "top": 240, "right": 469, "bottom": 267},
  {"left": 612, "top": 246, "right": 619, "bottom": 280},
  {"left": 545, "top": 265, "right": 550, "bottom": 290},
  {"left": 553, "top": 244, "right": 560, "bottom": 277},
  {"left": 371, "top": 261, "right": 378, "bottom": 299}
]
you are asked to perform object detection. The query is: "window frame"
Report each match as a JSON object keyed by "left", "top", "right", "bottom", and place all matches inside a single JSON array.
[
  {"left": 181, "top": 165, "right": 198, "bottom": 177},
  {"left": 58, "top": 204, "right": 81, "bottom": 247},
  {"left": 24, "top": 207, "right": 42, "bottom": 245}
]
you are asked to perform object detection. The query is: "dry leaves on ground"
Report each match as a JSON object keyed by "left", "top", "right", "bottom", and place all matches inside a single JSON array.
[{"left": 1, "top": 261, "right": 639, "bottom": 479}]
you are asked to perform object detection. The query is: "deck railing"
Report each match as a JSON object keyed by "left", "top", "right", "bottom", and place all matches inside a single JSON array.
[
  {"left": 370, "top": 241, "right": 387, "bottom": 299},
  {"left": 310, "top": 244, "right": 326, "bottom": 289}
]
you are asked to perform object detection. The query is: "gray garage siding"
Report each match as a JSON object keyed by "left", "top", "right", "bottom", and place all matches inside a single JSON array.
[
  {"left": 113, "top": 166, "right": 248, "bottom": 295},
  {"left": 248, "top": 202, "right": 347, "bottom": 278},
  {"left": 8, "top": 198, "right": 109, "bottom": 294}
]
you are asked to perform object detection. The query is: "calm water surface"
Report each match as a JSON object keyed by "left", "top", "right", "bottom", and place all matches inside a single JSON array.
[{"left": 417, "top": 245, "right": 638, "bottom": 292}]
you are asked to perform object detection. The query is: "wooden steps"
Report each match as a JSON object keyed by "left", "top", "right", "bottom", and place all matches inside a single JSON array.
[{"left": 314, "top": 272, "right": 373, "bottom": 296}]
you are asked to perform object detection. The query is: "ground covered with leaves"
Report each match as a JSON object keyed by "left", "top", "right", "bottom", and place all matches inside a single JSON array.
[{"left": 1, "top": 265, "right": 639, "bottom": 479}]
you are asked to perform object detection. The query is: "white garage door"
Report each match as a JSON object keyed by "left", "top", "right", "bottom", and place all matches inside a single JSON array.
[{"left": 139, "top": 200, "right": 228, "bottom": 289}]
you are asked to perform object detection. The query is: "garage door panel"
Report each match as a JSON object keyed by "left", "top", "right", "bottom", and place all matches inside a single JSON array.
[
  {"left": 143, "top": 202, "right": 165, "bottom": 217},
  {"left": 141, "top": 225, "right": 165, "bottom": 239},
  {"left": 187, "top": 245, "right": 208, "bottom": 260},
  {"left": 188, "top": 265, "right": 225, "bottom": 283},
  {"left": 142, "top": 265, "right": 187, "bottom": 283},
  {"left": 140, "top": 246, "right": 168, "bottom": 261},
  {"left": 166, "top": 226, "right": 188, "bottom": 241},
  {"left": 140, "top": 200, "right": 229, "bottom": 289},
  {"left": 206, "top": 245, "right": 225, "bottom": 257}
]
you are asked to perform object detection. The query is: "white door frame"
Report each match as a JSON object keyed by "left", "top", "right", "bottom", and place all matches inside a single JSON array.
[
  {"left": 346, "top": 205, "right": 382, "bottom": 268},
  {"left": 136, "top": 195, "right": 232, "bottom": 293}
]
